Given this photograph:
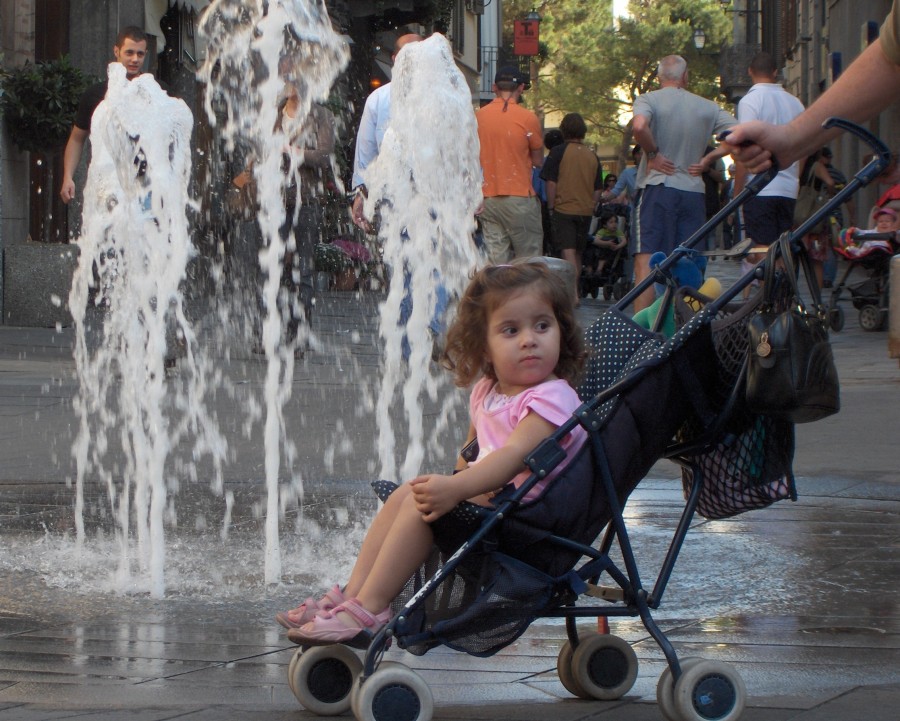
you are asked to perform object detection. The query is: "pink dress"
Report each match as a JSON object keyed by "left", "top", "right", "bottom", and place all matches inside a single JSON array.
[{"left": 469, "top": 377, "right": 588, "bottom": 502}]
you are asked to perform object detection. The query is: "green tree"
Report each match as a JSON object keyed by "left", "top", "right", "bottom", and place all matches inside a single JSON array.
[{"left": 503, "top": 0, "right": 731, "bottom": 168}]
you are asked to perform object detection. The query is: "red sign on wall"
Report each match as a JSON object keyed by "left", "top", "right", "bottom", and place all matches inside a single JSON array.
[{"left": 514, "top": 20, "right": 540, "bottom": 56}]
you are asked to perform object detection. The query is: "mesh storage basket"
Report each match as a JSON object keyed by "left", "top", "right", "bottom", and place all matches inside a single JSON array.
[
  {"left": 391, "top": 549, "right": 574, "bottom": 657},
  {"left": 674, "top": 280, "right": 797, "bottom": 519}
]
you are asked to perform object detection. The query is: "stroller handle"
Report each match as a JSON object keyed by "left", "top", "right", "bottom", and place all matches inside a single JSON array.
[
  {"left": 791, "top": 118, "right": 891, "bottom": 239},
  {"left": 849, "top": 230, "right": 897, "bottom": 241},
  {"left": 823, "top": 117, "right": 892, "bottom": 185}
]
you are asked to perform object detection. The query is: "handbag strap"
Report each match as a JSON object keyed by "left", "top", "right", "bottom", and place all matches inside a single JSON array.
[
  {"left": 760, "top": 238, "right": 794, "bottom": 306},
  {"left": 765, "top": 234, "right": 826, "bottom": 314}
]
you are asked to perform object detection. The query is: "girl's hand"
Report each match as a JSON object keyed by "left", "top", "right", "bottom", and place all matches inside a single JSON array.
[{"left": 410, "top": 474, "right": 461, "bottom": 522}]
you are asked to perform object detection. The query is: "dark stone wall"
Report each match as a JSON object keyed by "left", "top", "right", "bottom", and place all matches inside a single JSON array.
[
  {"left": 3, "top": 243, "right": 79, "bottom": 327},
  {"left": 68, "top": 0, "right": 144, "bottom": 76}
]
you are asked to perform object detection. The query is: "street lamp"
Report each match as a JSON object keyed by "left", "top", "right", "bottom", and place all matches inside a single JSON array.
[
  {"left": 515, "top": 8, "right": 544, "bottom": 128},
  {"left": 693, "top": 28, "right": 707, "bottom": 50}
]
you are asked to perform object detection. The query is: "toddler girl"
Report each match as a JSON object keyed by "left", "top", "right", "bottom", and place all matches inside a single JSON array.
[{"left": 278, "top": 261, "right": 587, "bottom": 647}]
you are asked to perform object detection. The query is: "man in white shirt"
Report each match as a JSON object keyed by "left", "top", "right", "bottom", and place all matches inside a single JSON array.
[
  {"left": 350, "top": 32, "right": 422, "bottom": 230},
  {"left": 733, "top": 52, "right": 805, "bottom": 259}
]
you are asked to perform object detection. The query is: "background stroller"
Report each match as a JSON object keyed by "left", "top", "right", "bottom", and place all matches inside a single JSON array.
[
  {"left": 582, "top": 201, "right": 631, "bottom": 300},
  {"left": 284, "top": 119, "right": 889, "bottom": 721},
  {"left": 828, "top": 227, "right": 899, "bottom": 331}
]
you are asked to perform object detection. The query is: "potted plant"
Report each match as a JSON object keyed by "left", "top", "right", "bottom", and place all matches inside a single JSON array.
[
  {"left": 0, "top": 55, "right": 94, "bottom": 154},
  {"left": 331, "top": 238, "right": 376, "bottom": 291},
  {"left": 314, "top": 241, "right": 351, "bottom": 290}
]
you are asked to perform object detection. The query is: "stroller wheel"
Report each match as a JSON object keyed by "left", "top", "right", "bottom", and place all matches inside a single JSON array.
[
  {"left": 858, "top": 304, "right": 887, "bottom": 331},
  {"left": 289, "top": 645, "right": 362, "bottom": 715},
  {"left": 351, "top": 660, "right": 433, "bottom": 721},
  {"left": 288, "top": 647, "right": 303, "bottom": 696},
  {"left": 603, "top": 284, "right": 613, "bottom": 301},
  {"left": 556, "top": 640, "right": 591, "bottom": 698},
  {"left": 673, "top": 658, "right": 746, "bottom": 721},
  {"left": 657, "top": 657, "right": 703, "bottom": 721},
  {"left": 613, "top": 278, "right": 631, "bottom": 301},
  {"left": 828, "top": 305, "right": 845, "bottom": 332},
  {"left": 570, "top": 632, "right": 638, "bottom": 700}
]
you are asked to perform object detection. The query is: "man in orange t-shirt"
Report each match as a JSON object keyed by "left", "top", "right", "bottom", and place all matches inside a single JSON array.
[{"left": 476, "top": 67, "right": 545, "bottom": 263}]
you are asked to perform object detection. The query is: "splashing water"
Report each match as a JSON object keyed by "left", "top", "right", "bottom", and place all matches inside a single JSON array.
[
  {"left": 62, "top": 9, "right": 479, "bottom": 600},
  {"left": 365, "top": 35, "right": 483, "bottom": 482},
  {"left": 69, "top": 64, "right": 227, "bottom": 598},
  {"left": 197, "top": 0, "right": 349, "bottom": 586}
]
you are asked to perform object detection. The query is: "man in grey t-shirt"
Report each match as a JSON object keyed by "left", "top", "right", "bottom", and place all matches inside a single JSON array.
[{"left": 630, "top": 55, "right": 735, "bottom": 311}]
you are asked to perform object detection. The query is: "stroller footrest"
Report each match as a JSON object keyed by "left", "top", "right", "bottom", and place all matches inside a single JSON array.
[{"left": 584, "top": 583, "right": 625, "bottom": 602}]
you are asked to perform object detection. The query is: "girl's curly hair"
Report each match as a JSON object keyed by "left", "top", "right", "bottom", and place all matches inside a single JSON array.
[{"left": 441, "top": 261, "right": 585, "bottom": 387}]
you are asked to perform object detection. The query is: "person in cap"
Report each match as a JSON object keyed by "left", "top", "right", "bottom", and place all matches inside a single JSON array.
[
  {"left": 475, "top": 66, "right": 545, "bottom": 263},
  {"left": 873, "top": 205, "right": 899, "bottom": 232}
]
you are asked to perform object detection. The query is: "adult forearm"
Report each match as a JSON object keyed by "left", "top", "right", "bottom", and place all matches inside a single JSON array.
[
  {"left": 352, "top": 122, "right": 377, "bottom": 188},
  {"left": 60, "top": 128, "right": 88, "bottom": 202},
  {"left": 733, "top": 163, "right": 749, "bottom": 194},
  {"left": 62, "top": 131, "right": 86, "bottom": 182},
  {"left": 631, "top": 122, "right": 656, "bottom": 154},
  {"left": 546, "top": 181, "right": 557, "bottom": 209}
]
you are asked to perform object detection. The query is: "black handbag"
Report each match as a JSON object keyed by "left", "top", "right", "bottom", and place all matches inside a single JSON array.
[{"left": 745, "top": 235, "right": 840, "bottom": 423}]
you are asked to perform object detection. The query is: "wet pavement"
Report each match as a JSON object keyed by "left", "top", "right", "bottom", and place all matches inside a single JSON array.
[{"left": 0, "top": 255, "right": 898, "bottom": 720}]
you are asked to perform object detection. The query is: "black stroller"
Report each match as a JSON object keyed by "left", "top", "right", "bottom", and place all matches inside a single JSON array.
[
  {"left": 828, "top": 227, "right": 899, "bottom": 331},
  {"left": 582, "top": 202, "right": 632, "bottom": 300},
  {"left": 285, "top": 119, "right": 889, "bottom": 721}
]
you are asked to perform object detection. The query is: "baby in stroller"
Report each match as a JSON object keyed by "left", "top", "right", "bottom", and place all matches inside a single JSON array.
[
  {"left": 829, "top": 206, "right": 899, "bottom": 331},
  {"left": 277, "top": 261, "right": 587, "bottom": 647},
  {"left": 582, "top": 207, "right": 628, "bottom": 299}
]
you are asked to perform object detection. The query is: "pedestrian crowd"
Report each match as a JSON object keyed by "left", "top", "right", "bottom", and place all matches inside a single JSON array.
[{"left": 62, "top": 12, "right": 900, "bottom": 348}]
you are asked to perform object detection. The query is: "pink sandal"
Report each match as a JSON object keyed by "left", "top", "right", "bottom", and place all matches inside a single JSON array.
[
  {"left": 275, "top": 584, "right": 345, "bottom": 629},
  {"left": 286, "top": 598, "right": 391, "bottom": 648}
]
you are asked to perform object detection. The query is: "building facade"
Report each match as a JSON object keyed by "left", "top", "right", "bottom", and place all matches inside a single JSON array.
[{"left": 723, "top": 0, "right": 897, "bottom": 213}]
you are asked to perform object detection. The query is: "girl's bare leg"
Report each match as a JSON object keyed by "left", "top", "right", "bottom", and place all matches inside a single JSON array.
[
  {"left": 354, "top": 491, "right": 434, "bottom": 614},
  {"left": 342, "top": 483, "right": 413, "bottom": 598}
]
